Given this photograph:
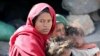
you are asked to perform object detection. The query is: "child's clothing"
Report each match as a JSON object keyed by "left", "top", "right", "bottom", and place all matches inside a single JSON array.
[{"left": 71, "top": 47, "right": 100, "bottom": 56}]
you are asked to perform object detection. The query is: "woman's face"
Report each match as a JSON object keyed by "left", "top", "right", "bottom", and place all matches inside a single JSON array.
[
  {"left": 53, "top": 23, "right": 65, "bottom": 38},
  {"left": 35, "top": 12, "right": 52, "bottom": 34}
]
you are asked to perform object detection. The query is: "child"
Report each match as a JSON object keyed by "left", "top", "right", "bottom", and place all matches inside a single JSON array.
[
  {"left": 66, "top": 26, "right": 100, "bottom": 56},
  {"left": 51, "top": 14, "right": 68, "bottom": 39},
  {"left": 48, "top": 14, "right": 67, "bottom": 45},
  {"left": 46, "top": 14, "right": 71, "bottom": 56}
]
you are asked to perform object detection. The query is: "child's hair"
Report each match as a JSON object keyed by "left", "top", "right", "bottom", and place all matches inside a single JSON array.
[
  {"left": 32, "top": 8, "right": 49, "bottom": 26},
  {"left": 65, "top": 26, "right": 85, "bottom": 37}
]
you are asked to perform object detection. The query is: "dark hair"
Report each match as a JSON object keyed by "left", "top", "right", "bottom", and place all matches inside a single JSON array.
[
  {"left": 65, "top": 26, "right": 85, "bottom": 37},
  {"left": 32, "top": 8, "right": 49, "bottom": 26}
]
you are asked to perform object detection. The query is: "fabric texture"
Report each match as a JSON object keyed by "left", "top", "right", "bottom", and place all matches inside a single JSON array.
[
  {"left": 71, "top": 47, "right": 100, "bottom": 56},
  {"left": 56, "top": 14, "right": 68, "bottom": 26}
]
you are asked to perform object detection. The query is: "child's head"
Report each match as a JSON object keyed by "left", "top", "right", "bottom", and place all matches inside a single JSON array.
[
  {"left": 52, "top": 14, "right": 68, "bottom": 38},
  {"left": 65, "top": 26, "right": 85, "bottom": 48}
]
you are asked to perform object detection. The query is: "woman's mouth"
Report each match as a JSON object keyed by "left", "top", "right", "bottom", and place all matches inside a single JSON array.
[{"left": 43, "top": 29, "right": 49, "bottom": 32}]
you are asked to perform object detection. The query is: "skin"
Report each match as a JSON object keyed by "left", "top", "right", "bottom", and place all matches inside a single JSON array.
[
  {"left": 52, "top": 23, "right": 65, "bottom": 38},
  {"left": 95, "top": 51, "right": 100, "bottom": 56},
  {"left": 35, "top": 12, "right": 52, "bottom": 34},
  {"left": 73, "top": 36, "right": 85, "bottom": 48},
  {"left": 61, "top": 49, "right": 72, "bottom": 56},
  {"left": 72, "top": 35, "right": 97, "bottom": 49}
]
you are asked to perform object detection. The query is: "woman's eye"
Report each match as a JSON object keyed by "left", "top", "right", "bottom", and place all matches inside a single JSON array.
[
  {"left": 48, "top": 20, "right": 51, "bottom": 23},
  {"left": 40, "top": 20, "right": 43, "bottom": 22},
  {"left": 40, "top": 20, "right": 44, "bottom": 23}
]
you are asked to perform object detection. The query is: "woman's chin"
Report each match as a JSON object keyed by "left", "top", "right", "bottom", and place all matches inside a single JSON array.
[{"left": 41, "top": 31, "right": 49, "bottom": 35}]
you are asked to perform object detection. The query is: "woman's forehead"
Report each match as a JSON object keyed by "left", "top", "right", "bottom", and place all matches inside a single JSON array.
[{"left": 37, "top": 12, "right": 52, "bottom": 20}]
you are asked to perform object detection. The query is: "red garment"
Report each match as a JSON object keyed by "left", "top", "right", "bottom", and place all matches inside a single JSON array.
[{"left": 9, "top": 3, "right": 56, "bottom": 56}]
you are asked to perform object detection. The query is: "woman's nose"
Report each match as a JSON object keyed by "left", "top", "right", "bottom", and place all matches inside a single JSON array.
[{"left": 43, "top": 22, "right": 48, "bottom": 27}]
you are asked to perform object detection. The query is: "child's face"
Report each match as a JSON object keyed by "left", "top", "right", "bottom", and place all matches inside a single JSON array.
[
  {"left": 73, "top": 36, "right": 84, "bottom": 48},
  {"left": 53, "top": 23, "right": 65, "bottom": 38}
]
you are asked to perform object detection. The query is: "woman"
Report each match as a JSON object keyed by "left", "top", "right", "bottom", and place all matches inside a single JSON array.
[{"left": 9, "top": 3, "right": 56, "bottom": 56}]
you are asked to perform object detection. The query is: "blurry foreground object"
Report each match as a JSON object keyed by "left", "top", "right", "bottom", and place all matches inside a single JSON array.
[{"left": 0, "top": 21, "right": 15, "bottom": 41}]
